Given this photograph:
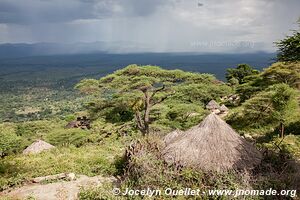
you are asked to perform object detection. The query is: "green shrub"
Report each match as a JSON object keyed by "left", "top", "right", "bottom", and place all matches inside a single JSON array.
[
  {"left": 45, "top": 128, "right": 89, "bottom": 147},
  {"left": 15, "top": 121, "right": 56, "bottom": 138},
  {"left": 64, "top": 114, "right": 76, "bottom": 122},
  {"left": 227, "top": 84, "right": 299, "bottom": 129},
  {"left": 0, "top": 124, "right": 21, "bottom": 156}
]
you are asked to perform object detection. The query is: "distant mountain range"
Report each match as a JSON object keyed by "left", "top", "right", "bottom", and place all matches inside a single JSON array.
[
  {"left": 0, "top": 42, "right": 110, "bottom": 59},
  {"left": 0, "top": 42, "right": 276, "bottom": 59}
]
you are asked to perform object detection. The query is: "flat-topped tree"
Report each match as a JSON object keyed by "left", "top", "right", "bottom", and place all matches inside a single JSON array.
[
  {"left": 76, "top": 64, "right": 226, "bottom": 135},
  {"left": 276, "top": 20, "right": 300, "bottom": 62}
]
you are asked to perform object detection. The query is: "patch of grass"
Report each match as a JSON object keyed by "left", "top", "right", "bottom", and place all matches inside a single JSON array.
[
  {"left": 0, "top": 135, "right": 126, "bottom": 191},
  {"left": 45, "top": 128, "right": 90, "bottom": 147},
  {"left": 78, "top": 183, "right": 124, "bottom": 200}
]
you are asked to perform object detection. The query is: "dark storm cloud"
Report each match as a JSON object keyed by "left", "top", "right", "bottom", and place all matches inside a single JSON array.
[
  {"left": 0, "top": 0, "right": 98, "bottom": 24},
  {"left": 0, "top": 0, "right": 174, "bottom": 24},
  {"left": 0, "top": 0, "right": 299, "bottom": 53}
]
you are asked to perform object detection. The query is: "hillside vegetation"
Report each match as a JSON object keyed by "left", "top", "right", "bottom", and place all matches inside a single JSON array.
[
  {"left": 0, "top": 25, "right": 300, "bottom": 199},
  {"left": 0, "top": 60, "right": 299, "bottom": 199}
]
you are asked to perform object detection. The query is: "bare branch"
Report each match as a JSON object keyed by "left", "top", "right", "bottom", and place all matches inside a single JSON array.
[{"left": 151, "top": 85, "right": 165, "bottom": 99}]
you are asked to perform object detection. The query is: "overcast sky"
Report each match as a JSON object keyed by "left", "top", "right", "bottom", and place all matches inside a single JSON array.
[{"left": 0, "top": 0, "right": 299, "bottom": 53}]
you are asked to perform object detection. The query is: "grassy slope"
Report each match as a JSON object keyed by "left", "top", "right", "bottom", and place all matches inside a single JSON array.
[{"left": 0, "top": 134, "right": 127, "bottom": 191}]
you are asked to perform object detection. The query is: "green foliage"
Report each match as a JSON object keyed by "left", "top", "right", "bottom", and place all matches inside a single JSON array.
[
  {"left": 1, "top": 60, "right": 299, "bottom": 198},
  {"left": 76, "top": 65, "right": 231, "bottom": 134},
  {"left": 235, "top": 62, "right": 300, "bottom": 103},
  {"left": 228, "top": 84, "right": 299, "bottom": 129},
  {"left": 45, "top": 129, "right": 89, "bottom": 147},
  {"left": 276, "top": 22, "right": 300, "bottom": 62},
  {"left": 15, "top": 121, "right": 57, "bottom": 138},
  {"left": 286, "top": 121, "right": 300, "bottom": 135},
  {"left": 235, "top": 75, "right": 264, "bottom": 102},
  {"left": 262, "top": 62, "right": 300, "bottom": 89},
  {"left": 228, "top": 77, "right": 239, "bottom": 87},
  {"left": 0, "top": 136, "right": 126, "bottom": 191},
  {"left": 172, "top": 83, "right": 232, "bottom": 104},
  {"left": 64, "top": 114, "right": 76, "bottom": 122},
  {"left": 226, "top": 64, "right": 259, "bottom": 84},
  {"left": 0, "top": 124, "right": 21, "bottom": 156},
  {"left": 102, "top": 107, "right": 134, "bottom": 123},
  {"left": 78, "top": 183, "right": 123, "bottom": 200},
  {"left": 153, "top": 102, "right": 208, "bottom": 130}
]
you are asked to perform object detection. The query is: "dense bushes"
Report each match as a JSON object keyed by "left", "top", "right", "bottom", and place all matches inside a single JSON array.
[
  {"left": 0, "top": 124, "right": 21, "bottom": 157},
  {"left": 235, "top": 62, "right": 300, "bottom": 103}
]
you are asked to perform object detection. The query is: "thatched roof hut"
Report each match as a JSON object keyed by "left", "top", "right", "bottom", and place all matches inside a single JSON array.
[
  {"left": 163, "top": 113, "right": 262, "bottom": 172},
  {"left": 23, "top": 140, "right": 55, "bottom": 155},
  {"left": 206, "top": 100, "right": 220, "bottom": 110},
  {"left": 163, "top": 129, "right": 183, "bottom": 145},
  {"left": 219, "top": 104, "right": 229, "bottom": 112}
]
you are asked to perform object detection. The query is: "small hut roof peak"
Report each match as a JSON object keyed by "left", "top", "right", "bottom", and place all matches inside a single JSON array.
[
  {"left": 23, "top": 140, "right": 55, "bottom": 155},
  {"left": 206, "top": 100, "right": 220, "bottom": 110},
  {"left": 220, "top": 104, "right": 229, "bottom": 112}
]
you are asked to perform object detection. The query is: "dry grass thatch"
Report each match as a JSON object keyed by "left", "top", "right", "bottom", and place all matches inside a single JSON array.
[
  {"left": 163, "top": 129, "right": 184, "bottom": 145},
  {"left": 163, "top": 113, "right": 262, "bottom": 172},
  {"left": 206, "top": 100, "right": 220, "bottom": 110},
  {"left": 23, "top": 140, "right": 55, "bottom": 155},
  {"left": 219, "top": 104, "right": 229, "bottom": 112}
]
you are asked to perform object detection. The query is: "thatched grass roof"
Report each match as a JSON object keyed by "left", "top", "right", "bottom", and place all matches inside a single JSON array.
[
  {"left": 220, "top": 104, "right": 229, "bottom": 112},
  {"left": 206, "top": 100, "right": 220, "bottom": 110},
  {"left": 23, "top": 140, "right": 55, "bottom": 155},
  {"left": 163, "top": 129, "right": 183, "bottom": 145},
  {"left": 163, "top": 113, "right": 262, "bottom": 172}
]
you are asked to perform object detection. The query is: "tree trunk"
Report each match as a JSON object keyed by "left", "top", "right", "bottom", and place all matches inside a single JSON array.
[
  {"left": 133, "top": 90, "right": 151, "bottom": 135},
  {"left": 135, "top": 86, "right": 170, "bottom": 135},
  {"left": 143, "top": 90, "right": 151, "bottom": 135},
  {"left": 280, "top": 122, "right": 285, "bottom": 138}
]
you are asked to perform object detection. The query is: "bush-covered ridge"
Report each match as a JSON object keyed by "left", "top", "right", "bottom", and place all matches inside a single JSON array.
[{"left": 0, "top": 61, "right": 299, "bottom": 199}]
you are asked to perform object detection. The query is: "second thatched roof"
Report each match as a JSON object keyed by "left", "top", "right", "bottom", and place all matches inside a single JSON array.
[
  {"left": 163, "top": 113, "right": 262, "bottom": 172},
  {"left": 23, "top": 140, "right": 55, "bottom": 155},
  {"left": 219, "top": 104, "right": 229, "bottom": 112},
  {"left": 206, "top": 100, "right": 220, "bottom": 110}
]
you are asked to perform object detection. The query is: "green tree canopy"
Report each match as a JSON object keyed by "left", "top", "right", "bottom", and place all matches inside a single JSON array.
[
  {"left": 0, "top": 124, "right": 21, "bottom": 157},
  {"left": 262, "top": 62, "right": 300, "bottom": 89},
  {"left": 76, "top": 65, "right": 231, "bottom": 135},
  {"left": 226, "top": 64, "right": 259, "bottom": 84},
  {"left": 276, "top": 21, "right": 300, "bottom": 62},
  {"left": 235, "top": 62, "right": 300, "bottom": 103},
  {"left": 229, "top": 84, "right": 299, "bottom": 131}
]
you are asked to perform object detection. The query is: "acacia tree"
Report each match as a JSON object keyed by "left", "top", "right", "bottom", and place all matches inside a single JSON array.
[
  {"left": 76, "top": 65, "right": 226, "bottom": 135},
  {"left": 276, "top": 20, "right": 300, "bottom": 62},
  {"left": 232, "top": 84, "right": 298, "bottom": 138},
  {"left": 262, "top": 62, "right": 300, "bottom": 89}
]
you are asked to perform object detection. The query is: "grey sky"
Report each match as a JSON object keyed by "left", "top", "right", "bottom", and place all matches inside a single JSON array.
[{"left": 0, "top": 0, "right": 299, "bottom": 53}]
